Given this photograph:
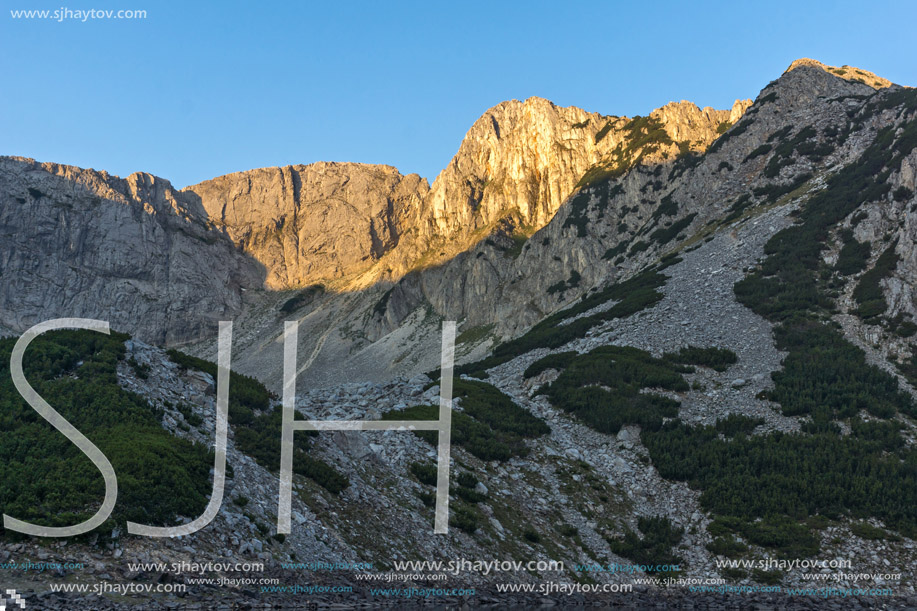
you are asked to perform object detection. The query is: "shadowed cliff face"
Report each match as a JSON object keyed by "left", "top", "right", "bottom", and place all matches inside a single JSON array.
[{"left": 0, "top": 157, "right": 265, "bottom": 344}]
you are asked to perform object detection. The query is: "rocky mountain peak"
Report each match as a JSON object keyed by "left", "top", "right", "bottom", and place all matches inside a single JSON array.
[
  {"left": 785, "top": 57, "right": 893, "bottom": 89},
  {"left": 370, "top": 95, "right": 750, "bottom": 283}
]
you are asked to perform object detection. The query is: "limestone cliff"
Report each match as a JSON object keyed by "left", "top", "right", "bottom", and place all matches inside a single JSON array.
[
  {"left": 0, "top": 157, "right": 263, "bottom": 344},
  {"left": 187, "top": 162, "right": 429, "bottom": 289}
]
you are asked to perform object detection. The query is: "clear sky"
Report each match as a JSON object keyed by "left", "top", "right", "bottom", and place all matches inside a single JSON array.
[{"left": 2, "top": 0, "right": 915, "bottom": 188}]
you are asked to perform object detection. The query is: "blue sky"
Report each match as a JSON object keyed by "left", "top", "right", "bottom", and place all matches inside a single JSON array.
[{"left": 2, "top": 0, "right": 915, "bottom": 188}]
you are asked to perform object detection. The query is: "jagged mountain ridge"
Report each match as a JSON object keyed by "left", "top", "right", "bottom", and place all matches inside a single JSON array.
[
  {"left": 235, "top": 60, "right": 916, "bottom": 389},
  {"left": 0, "top": 93, "right": 748, "bottom": 348},
  {"left": 1, "top": 59, "right": 913, "bottom": 395},
  {"left": 188, "top": 96, "right": 750, "bottom": 291}
]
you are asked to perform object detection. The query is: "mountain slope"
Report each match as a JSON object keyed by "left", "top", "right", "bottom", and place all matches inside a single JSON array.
[
  {"left": 2, "top": 59, "right": 917, "bottom": 608},
  {"left": 248, "top": 61, "right": 913, "bottom": 389}
]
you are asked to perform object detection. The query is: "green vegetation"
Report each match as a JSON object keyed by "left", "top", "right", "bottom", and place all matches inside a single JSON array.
[
  {"left": 456, "top": 471, "right": 478, "bottom": 489},
  {"left": 382, "top": 380, "right": 548, "bottom": 462},
  {"left": 578, "top": 117, "right": 674, "bottom": 190},
  {"left": 649, "top": 213, "right": 697, "bottom": 246},
  {"left": 714, "top": 414, "right": 764, "bottom": 437},
  {"left": 850, "top": 521, "right": 900, "bottom": 541},
  {"left": 628, "top": 240, "right": 650, "bottom": 256},
  {"left": 0, "top": 331, "right": 213, "bottom": 532},
  {"left": 562, "top": 190, "right": 593, "bottom": 236},
  {"left": 763, "top": 320, "right": 915, "bottom": 421},
  {"left": 503, "top": 233, "right": 529, "bottom": 259},
  {"left": 534, "top": 345, "right": 687, "bottom": 434},
  {"left": 894, "top": 186, "right": 913, "bottom": 202},
  {"left": 607, "top": 516, "right": 684, "bottom": 573},
  {"left": 852, "top": 242, "right": 899, "bottom": 323},
  {"left": 644, "top": 423, "right": 917, "bottom": 540},
  {"left": 642, "top": 96, "right": 917, "bottom": 552},
  {"left": 456, "top": 323, "right": 495, "bottom": 346},
  {"left": 523, "top": 528, "right": 541, "bottom": 543},
  {"left": 744, "top": 144, "right": 772, "bottom": 162},
  {"left": 707, "top": 535, "right": 748, "bottom": 558},
  {"left": 166, "top": 349, "right": 349, "bottom": 494},
  {"left": 455, "top": 266, "right": 668, "bottom": 377},
  {"left": 834, "top": 229, "right": 871, "bottom": 276},
  {"left": 384, "top": 404, "right": 523, "bottom": 461},
  {"left": 523, "top": 351, "right": 578, "bottom": 379},
  {"left": 409, "top": 462, "right": 438, "bottom": 486},
  {"left": 887, "top": 314, "right": 917, "bottom": 338},
  {"left": 373, "top": 287, "right": 395, "bottom": 317},
  {"left": 709, "top": 515, "right": 819, "bottom": 558},
  {"left": 450, "top": 504, "right": 479, "bottom": 533},
  {"left": 127, "top": 356, "right": 150, "bottom": 379},
  {"left": 175, "top": 402, "right": 203, "bottom": 428},
  {"left": 547, "top": 270, "right": 582, "bottom": 295},
  {"left": 763, "top": 126, "right": 834, "bottom": 178},
  {"left": 662, "top": 346, "right": 738, "bottom": 372},
  {"left": 751, "top": 172, "right": 813, "bottom": 203},
  {"left": 721, "top": 194, "right": 754, "bottom": 224},
  {"left": 453, "top": 379, "right": 550, "bottom": 437},
  {"left": 594, "top": 119, "right": 615, "bottom": 143},
  {"left": 166, "top": 349, "right": 271, "bottom": 424},
  {"left": 652, "top": 194, "right": 679, "bottom": 221},
  {"left": 602, "top": 241, "right": 628, "bottom": 260},
  {"left": 707, "top": 116, "right": 754, "bottom": 155}
]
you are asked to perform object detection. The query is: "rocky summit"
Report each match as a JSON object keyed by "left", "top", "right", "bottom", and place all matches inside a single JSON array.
[{"left": 1, "top": 58, "right": 917, "bottom": 609}]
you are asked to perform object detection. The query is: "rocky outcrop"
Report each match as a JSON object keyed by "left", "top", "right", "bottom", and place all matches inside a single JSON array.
[
  {"left": 0, "top": 157, "right": 263, "bottom": 344},
  {"left": 386, "top": 97, "right": 752, "bottom": 275},
  {"left": 786, "top": 57, "right": 893, "bottom": 89},
  {"left": 187, "top": 162, "right": 429, "bottom": 289}
]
